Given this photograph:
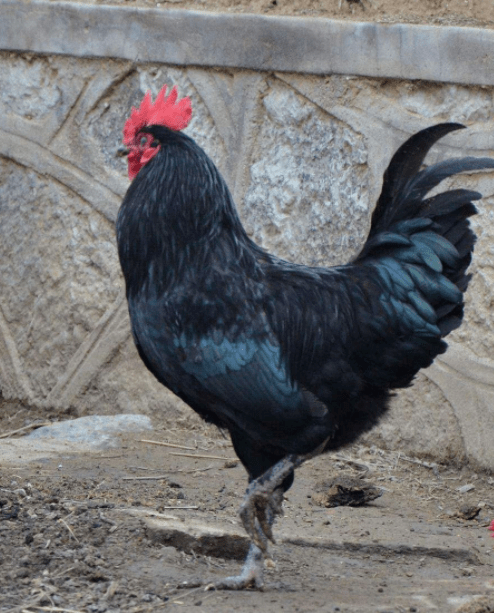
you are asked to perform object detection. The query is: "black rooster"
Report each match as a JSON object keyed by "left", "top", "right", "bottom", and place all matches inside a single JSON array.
[{"left": 116, "top": 85, "right": 494, "bottom": 588}]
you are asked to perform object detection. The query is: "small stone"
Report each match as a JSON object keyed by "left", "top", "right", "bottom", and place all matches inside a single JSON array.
[{"left": 457, "top": 504, "right": 481, "bottom": 520}]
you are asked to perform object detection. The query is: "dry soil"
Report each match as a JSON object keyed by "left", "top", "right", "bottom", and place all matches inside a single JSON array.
[
  {"left": 1, "top": 402, "right": 494, "bottom": 613},
  {"left": 48, "top": 0, "right": 494, "bottom": 29}
]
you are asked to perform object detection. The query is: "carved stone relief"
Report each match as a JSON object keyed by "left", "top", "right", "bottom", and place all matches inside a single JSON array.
[{"left": 1, "top": 52, "right": 494, "bottom": 467}]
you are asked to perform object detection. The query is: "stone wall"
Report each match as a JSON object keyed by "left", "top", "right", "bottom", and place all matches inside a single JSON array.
[{"left": 1, "top": 3, "right": 494, "bottom": 469}]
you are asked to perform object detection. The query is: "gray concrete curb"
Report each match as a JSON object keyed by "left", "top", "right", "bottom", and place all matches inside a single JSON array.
[{"left": 2, "top": 0, "right": 494, "bottom": 85}]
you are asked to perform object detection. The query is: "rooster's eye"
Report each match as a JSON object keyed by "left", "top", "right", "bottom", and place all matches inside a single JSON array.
[{"left": 140, "top": 135, "right": 148, "bottom": 147}]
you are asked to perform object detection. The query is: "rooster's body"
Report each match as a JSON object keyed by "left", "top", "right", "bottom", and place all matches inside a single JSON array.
[{"left": 117, "top": 87, "right": 494, "bottom": 588}]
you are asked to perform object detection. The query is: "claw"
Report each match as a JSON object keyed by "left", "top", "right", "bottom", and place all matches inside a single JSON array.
[{"left": 210, "top": 544, "right": 265, "bottom": 590}]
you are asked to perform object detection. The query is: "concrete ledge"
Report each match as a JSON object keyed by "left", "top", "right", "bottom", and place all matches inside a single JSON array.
[
  {"left": 2, "top": 0, "right": 494, "bottom": 85},
  {"left": 130, "top": 511, "right": 483, "bottom": 565}
]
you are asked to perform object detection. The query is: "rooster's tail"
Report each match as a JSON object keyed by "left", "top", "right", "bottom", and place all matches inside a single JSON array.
[{"left": 357, "top": 124, "right": 494, "bottom": 339}]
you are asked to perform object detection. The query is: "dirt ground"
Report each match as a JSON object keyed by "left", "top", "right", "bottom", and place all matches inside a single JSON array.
[
  {"left": 55, "top": 0, "right": 494, "bottom": 30},
  {"left": 1, "top": 402, "right": 494, "bottom": 613}
]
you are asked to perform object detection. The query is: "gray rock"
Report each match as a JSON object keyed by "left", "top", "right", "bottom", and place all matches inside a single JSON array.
[
  {"left": 26, "top": 414, "right": 153, "bottom": 446},
  {"left": 0, "top": 415, "right": 153, "bottom": 465}
]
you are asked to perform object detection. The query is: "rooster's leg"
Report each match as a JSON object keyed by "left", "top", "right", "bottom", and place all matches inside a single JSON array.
[
  {"left": 239, "top": 440, "right": 328, "bottom": 552},
  {"left": 239, "top": 457, "right": 295, "bottom": 552},
  {"left": 211, "top": 441, "right": 328, "bottom": 590},
  {"left": 210, "top": 489, "right": 280, "bottom": 590}
]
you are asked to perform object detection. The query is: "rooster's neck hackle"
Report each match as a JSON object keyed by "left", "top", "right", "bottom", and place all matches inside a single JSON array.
[{"left": 117, "top": 126, "right": 264, "bottom": 300}]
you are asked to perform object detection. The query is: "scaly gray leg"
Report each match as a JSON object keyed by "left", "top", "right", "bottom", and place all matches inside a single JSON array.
[
  {"left": 239, "top": 456, "right": 296, "bottom": 552},
  {"left": 210, "top": 440, "right": 328, "bottom": 590}
]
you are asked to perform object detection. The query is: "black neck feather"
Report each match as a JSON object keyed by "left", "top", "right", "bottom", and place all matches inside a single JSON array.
[{"left": 116, "top": 127, "right": 264, "bottom": 300}]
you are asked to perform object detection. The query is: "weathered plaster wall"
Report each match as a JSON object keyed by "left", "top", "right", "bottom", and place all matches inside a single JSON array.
[{"left": 1, "top": 5, "right": 494, "bottom": 470}]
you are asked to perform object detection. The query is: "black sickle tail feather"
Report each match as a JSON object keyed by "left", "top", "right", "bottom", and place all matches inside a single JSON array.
[
  {"left": 369, "top": 123, "right": 466, "bottom": 232},
  {"left": 354, "top": 124, "right": 494, "bottom": 388}
]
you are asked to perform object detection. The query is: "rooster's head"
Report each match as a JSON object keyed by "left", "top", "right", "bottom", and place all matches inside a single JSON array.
[{"left": 122, "top": 85, "right": 192, "bottom": 180}]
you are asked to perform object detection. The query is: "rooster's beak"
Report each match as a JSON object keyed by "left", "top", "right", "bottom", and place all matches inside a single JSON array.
[{"left": 116, "top": 147, "right": 130, "bottom": 158}]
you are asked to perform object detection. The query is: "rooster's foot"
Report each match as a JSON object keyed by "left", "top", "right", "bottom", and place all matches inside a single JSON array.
[{"left": 208, "top": 543, "right": 265, "bottom": 590}]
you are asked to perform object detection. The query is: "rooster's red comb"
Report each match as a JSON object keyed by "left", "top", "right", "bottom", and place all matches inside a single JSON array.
[{"left": 123, "top": 85, "right": 192, "bottom": 145}]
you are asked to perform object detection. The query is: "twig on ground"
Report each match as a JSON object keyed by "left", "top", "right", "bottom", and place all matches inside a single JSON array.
[
  {"left": 330, "top": 453, "right": 371, "bottom": 472},
  {"left": 169, "top": 452, "right": 235, "bottom": 461},
  {"left": 399, "top": 455, "right": 440, "bottom": 477},
  {"left": 140, "top": 439, "right": 201, "bottom": 451},
  {"left": 0, "top": 421, "right": 52, "bottom": 439},
  {"left": 160, "top": 506, "right": 198, "bottom": 510},
  {"left": 122, "top": 475, "right": 168, "bottom": 481},
  {"left": 58, "top": 518, "right": 79, "bottom": 543},
  {"left": 7, "top": 409, "right": 23, "bottom": 423},
  {"left": 51, "top": 565, "right": 77, "bottom": 580},
  {"left": 22, "top": 607, "right": 86, "bottom": 613},
  {"left": 171, "top": 584, "right": 207, "bottom": 598},
  {"left": 169, "top": 464, "right": 217, "bottom": 474}
]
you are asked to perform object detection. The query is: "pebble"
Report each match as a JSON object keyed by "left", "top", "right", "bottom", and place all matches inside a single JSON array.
[{"left": 457, "top": 484, "right": 475, "bottom": 494}]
